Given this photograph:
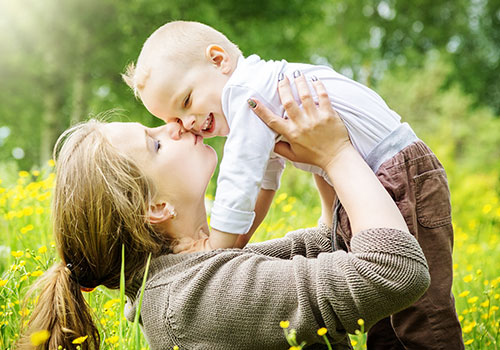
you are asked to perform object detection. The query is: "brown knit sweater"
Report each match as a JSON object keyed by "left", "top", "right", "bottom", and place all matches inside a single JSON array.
[{"left": 125, "top": 225, "right": 430, "bottom": 350}]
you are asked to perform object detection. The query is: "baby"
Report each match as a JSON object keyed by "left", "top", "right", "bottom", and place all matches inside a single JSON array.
[{"left": 123, "top": 21, "right": 463, "bottom": 349}]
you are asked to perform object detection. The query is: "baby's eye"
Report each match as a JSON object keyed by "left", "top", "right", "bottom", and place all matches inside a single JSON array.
[
  {"left": 183, "top": 94, "right": 191, "bottom": 108},
  {"left": 155, "top": 139, "right": 161, "bottom": 152}
]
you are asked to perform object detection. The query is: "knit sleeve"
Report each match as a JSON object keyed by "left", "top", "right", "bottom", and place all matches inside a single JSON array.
[
  {"left": 150, "top": 228, "right": 429, "bottom": 350},
  {"left": 245, "top": 223, "right": 332, "bottom": 259}
]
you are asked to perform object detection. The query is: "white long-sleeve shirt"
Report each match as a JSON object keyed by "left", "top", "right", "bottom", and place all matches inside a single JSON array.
[{"left": 210, "top": 55, "right": 402, "bottom": 234}]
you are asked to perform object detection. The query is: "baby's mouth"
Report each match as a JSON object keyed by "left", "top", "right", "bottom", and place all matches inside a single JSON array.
[{"left": 201, "top": 113, "right": 215, "bottom": 133}]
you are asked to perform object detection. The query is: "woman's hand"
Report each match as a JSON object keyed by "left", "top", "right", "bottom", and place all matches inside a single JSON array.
[
  {"left": 250, "top": 72, "right": 409, "bottom": 234},
  {"left": 248, "top": 72, "right": 352, "bottom": 171}
]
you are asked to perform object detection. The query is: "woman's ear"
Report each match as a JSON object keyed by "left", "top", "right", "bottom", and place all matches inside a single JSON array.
[
  {"left": 205, "top": 44, "right": 231, "bottom": 74},
  {"left": 148, "top": 202, "right": 177, "bottom": 225}
]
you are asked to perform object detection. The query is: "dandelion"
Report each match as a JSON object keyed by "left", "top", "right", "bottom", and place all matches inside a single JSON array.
[
  {"left": 105, "top": 335, "right": 119, "bottom": 344},
  {"left": 31, "top": 270, "right": 44, "bottom": 277},
  {"left": 38, "top": 245, "right": 47, "bottom": 254},
  {"left": 458, "top": 290, "right": 470, "bottom": 297},
  {"left": 0, "top": 279, "right": 8, "bottom": 287},
  {"left": 464, "top": 339, "right": 474, "bottom": 345},
  {"left": 19, "top": 171, "right": 30, "bottom": 178},
  {"left": 282, "top": 204, "right": 293, "bottom": 213},
  {"left": 463, "top": 274, "right": 473, "bottom": 283},
  {"left": 21, "top": 224, "right": 34, "bottom": 234},
  {"left": 30, "top": 330, "right": 50, "bottom": 346},
  {"left": 11, "top": 250, "right": 23, "bottom": 258},
  {"left": 317, "top": 328, "right": 327, "bottom": 336},
  {"left": 467, "top": 296, "right": 478, "bottom": 304},
  {"left": 47, "top": 159, "right": 55, "bottom": 167},
  {"left": 72, "top": 335, "right": 88, "bottom": 344},
  {"left": 280, "top": 320, "right": 290, "bottom": 329},
  {"left": 480, "top": 299, "right": 489, "bottom": 308}
]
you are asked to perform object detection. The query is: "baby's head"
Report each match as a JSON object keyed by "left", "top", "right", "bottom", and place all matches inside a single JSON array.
[{"left": 123, "top": 21, "right": 242, "bottom": 137}]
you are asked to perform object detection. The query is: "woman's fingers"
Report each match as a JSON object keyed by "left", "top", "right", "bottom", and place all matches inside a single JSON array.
[
  {"left": 278, "top": 76, "right": 302, "bottom": 121},
  {"left": 312, "top": 78, "right": 331, "bottom": 111},
  {"left": 293, "top": 72, "right": 316, "bottom": 117},
  {"left": 248, "top": 98, "right": 288, "bottom": 136}
]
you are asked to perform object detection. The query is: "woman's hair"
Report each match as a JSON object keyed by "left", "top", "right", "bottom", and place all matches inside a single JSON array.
[{"left": 17, "top": 119, "right": 171, "bottom": 349}]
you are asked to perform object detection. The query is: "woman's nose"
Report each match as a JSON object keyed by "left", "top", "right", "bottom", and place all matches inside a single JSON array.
[{"left": 155, "top": 122, "right": 186, "bottom": 140}]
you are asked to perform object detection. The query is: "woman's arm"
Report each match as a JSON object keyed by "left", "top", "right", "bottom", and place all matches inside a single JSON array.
[
  {"left": 147, "top": 228, "right": 429, "bottom": 350},
  {"left": 249, "top": 73, "right": 409, "bottom": 234}
]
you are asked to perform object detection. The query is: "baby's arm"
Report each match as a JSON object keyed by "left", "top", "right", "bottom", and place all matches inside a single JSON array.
[
  {"left": 314, "top": 174, "right": 337, "bottom": 227},
  {"left": 234, "top": 188, "right": 275, "bottom": 248},
  {"left": 209, "top": 189, "right": 275, "bottom": 249}
]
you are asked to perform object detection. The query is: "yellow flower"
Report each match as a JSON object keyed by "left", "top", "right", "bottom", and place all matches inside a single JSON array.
[
  {"left": 280, "top": 320, "right": 290, "bottom": 329},
  {"left": 33, "top": 170, "right": 40, "bottom": 177},
  {"left": 357, "top": 319, "right": 365, "bottom": 326},
  {"left": 462, "top": 321, "right": 476, "bottom": 334},
  {"left": 72, "top": 335, "right": 88, "bottom": 344},
  {"left": 467, "top": 296, "right": 478, "bottom": 304},
  {"left": 480, "top": 299, "right": 489, "bottom": 308},
  {"left": 317, "top": 327, "right": 327, "bottom": 336},
  {"left": 282, "top": 204, "right": 293, "bottom": 213},
  {"left": 31, "top": 271, "right": 44, "bottom": 277},
  {"left": 36, "top": 207, "right": 44, "bottom": 215},
  {"left": 0, "top": 280, "right": 8, "bottom": 287},
  {"left": 458, "top": 290, "right": 470, "bottom": 297},
  {"left": 464, "top": 339, "right": 474, "bottom": 345},
  {"left": 463, "top": 274, "right": 473, "bottom": 283},
  {"left": 18, "top": 171, "right": 30, "bottom": 178},
  {"left": 30, "top": 330, "right": 50, "bottom": 346},
  {"left": 38, "top": 246, "right": 47, "bottom": 254},
  {"left": 105, "top": 335, "right": 119, "bottom": 344},
  {"left": 103, "top": 298, "right": 120, "bottom": 309},
  {"left": 482, "top": 204, "right": 492, "bottom": 214},
  {"left": 20, "top": 224, "right": 34, "bottom": 234},
  {"left": 11, "top": 251, "right": 23, "bottom": 258},
  {"left": 20, "top": 275, "right": 28, "bottom": 282},
  {"left": 47, "top": 159, "right": 55, "bottom": 167}
]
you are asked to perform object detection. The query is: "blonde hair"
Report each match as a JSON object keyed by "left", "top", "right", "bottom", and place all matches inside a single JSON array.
[
  {"left": 17, "top": 119, "right": 172, "bottom": 349},
  {"left": 122, "top": 20, "right": 242, "bottom": 98}
]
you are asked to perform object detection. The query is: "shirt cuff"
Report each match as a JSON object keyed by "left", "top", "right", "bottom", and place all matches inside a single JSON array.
[{"left": 210, "top": 202, "right": 256, "bottom": 234}]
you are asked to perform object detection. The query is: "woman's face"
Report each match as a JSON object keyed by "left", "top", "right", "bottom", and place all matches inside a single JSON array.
[{"left": 102, "top": 122, "right": 217, "bottom": 203}]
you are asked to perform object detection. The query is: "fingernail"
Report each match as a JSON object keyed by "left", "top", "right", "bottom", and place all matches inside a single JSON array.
[
  {"left": 311, "top": 75, "right": 318, "bottom": 82},
  {"left": 247, "top": 99, "right": 257, "bottom": 109},
  {"left": 278, "top": 72, "right": 284, "bottom": 81},
  {"left": 293, "top": 70, "right": 301, "bottom": 78}
]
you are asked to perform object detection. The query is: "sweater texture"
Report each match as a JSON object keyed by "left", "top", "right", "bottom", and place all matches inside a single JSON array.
[{"left": 125, "top": 225, "right": 430, "bottom": 349}]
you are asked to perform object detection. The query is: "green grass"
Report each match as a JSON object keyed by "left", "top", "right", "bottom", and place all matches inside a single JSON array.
[{"left": 0, "top": 159, "right": 499, "bottom": 349}]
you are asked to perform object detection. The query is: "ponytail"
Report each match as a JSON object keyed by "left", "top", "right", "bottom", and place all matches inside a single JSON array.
[{"left": 17, "top": 263, "right": 99, "bottom": 350}]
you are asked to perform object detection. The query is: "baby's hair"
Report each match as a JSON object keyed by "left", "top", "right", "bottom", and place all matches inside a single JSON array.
[
  {"left": 17, "top": 118, "right": 172, "bottom": 349},
  {"left": 122, "top": 20, "right": 242, "bottom": 99}
]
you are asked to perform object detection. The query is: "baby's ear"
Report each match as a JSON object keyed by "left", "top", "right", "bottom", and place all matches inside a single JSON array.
[
  {"left": 148, "top": 202, "right": 177, "bottom": 224},
  {"left": 205, "top": 45, "right": 231, "bottom": 74}
]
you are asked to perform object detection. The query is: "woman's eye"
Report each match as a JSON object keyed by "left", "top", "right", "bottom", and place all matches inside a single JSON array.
[{"left": 155, "top": 140, "right": 161, "bottom": 151}]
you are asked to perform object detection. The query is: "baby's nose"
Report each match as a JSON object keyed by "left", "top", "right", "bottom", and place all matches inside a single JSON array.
[{"left": 179, "top": 115, "right": 197, "bottom": 130}]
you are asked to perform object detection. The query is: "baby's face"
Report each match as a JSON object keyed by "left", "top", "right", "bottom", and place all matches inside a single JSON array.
[{"left": 140, "top": 60, "right": 230, "bottom": 138}]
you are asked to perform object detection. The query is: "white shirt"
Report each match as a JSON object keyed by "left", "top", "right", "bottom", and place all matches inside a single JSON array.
[{"left": 210, "top": 55, "right": 402, "bottom": 234}]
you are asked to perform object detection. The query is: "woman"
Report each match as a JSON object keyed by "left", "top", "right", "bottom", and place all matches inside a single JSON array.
[{"left": 19, "top": 77, "right": 430, "bottom": 349}]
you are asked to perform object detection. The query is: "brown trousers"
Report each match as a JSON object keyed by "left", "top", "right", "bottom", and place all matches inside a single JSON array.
[{"left": 335, "top": 141, "right": 464, "bottom": 350}]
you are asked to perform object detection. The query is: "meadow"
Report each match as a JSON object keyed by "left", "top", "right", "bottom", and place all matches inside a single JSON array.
[{"left": 0, "top": 150, "right": 499, "bottom": 349}]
